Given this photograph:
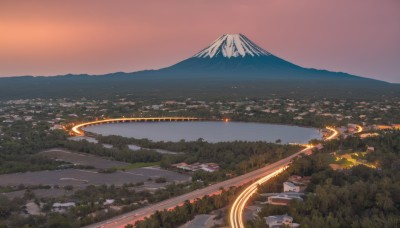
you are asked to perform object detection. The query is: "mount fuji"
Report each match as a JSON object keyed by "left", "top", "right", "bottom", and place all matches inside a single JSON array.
[
  {"left": 137, "top": 33, "right": 376, "bottom": 81},
  {"left": 0, "top": 33, "right": 397, "bottom": 99},
  {"left": 193, "top": 34, "right": 271, "bottom": 58}
]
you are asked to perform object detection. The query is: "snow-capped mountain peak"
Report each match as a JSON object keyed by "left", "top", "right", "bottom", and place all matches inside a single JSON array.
[{"left": 193, "top": 34, "right": 271, "bottom": 58}]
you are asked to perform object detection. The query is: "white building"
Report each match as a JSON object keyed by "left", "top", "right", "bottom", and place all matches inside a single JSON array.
[
  {"left": 52, "top": 202, "right": 76, "bottom": 212},
  {"left": 104, "top": 199, "right": 115, "bottom": 206},
  {"left": 283, "top": 181, "right": 301, "bottom": 192},
  {"left": 266, "top": 193, "right": 303, "bottom": 206},
  {"left": 264, "top": 215, "right": 300, "bottom": 228}
]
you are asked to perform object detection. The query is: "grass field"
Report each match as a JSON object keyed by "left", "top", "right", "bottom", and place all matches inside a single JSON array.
[{"left": 117, "top": 162, "right": 161, "bottom": 171}]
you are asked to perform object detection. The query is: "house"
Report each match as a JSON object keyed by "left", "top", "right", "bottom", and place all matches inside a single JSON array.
[
  {"left": 104, "top": 199, "right": 115, "bottom": 206},
  {"left": 172, "top": 162, "right": 219, "bottom": 172},
  {"left": 283, "top": 182, "right": 301, "bottom": 192},
  {"left": 288, "top": 175, "right": 311, "bottom": 186},
  {"left": 52, "top": 202, "right": 76, "bottom": 212},
  {"left": 264, "top": 214, "right": 300, "bottom": 228},
  {"left": 50, "top": 124, "right": 64, "bottom": 130},
  {"left": 360, "top": 133, "right": 379, "bottom": 139},
  {"left": 266, "top": 193, "right": 303, "bottom": 206},
  {"left": 200, "top": 163, "right": 220, "bottom": 172},
  {"left": 347, "top": 124, "right": 357, "bottom": 133},
  {"left": 172, "top": 162, "right": 193, "bottom": 171},
  {"left": 367, "top": 146, "right": 375, "bottom": 152}
]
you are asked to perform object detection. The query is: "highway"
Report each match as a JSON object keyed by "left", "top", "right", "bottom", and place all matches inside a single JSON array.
[
  {"left": 229, "top": 168, "right": 286, "bottom": 228},
  {"left": 229, "top": 126, "right": 339, "bottom": 228},
  {"left": 84, "top": 126, "right": 338, "bottom": 228},
  {"left": 85, "top": 146, "right": 314, "bottom": 228}
]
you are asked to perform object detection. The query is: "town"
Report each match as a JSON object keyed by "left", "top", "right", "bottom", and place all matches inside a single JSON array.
[
  {"left": 1, "top": 97, "right": 399, "bottom": 132},
  {"left": 0, "top": 95, "right": 399, "bottom": 227}
]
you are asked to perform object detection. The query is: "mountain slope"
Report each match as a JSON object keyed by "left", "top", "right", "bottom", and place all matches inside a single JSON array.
[
  {"left": 162, "top": 33, "right": 301, "bottom": 75},
  {"left": 149, "top": 34, "right": 377, "bottom": 82}
]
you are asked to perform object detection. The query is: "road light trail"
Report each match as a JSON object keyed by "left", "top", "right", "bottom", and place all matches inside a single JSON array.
[
  {"left": 70, "top": 117, "right": 201, "bottom": 135},
  {"left": 84, "top": 125, "right": 338, "bottom": 228},
  {"left": 355, "top": 124, "right": 363, "bottom": 133},
  {"left": 229, "top": 148, "right": 309, "bottom": 228},
  {"left": 325, "top": 126, "right": 339, "bottom": 140},
  {"left": 85, "top": 145, "right": 313, "bottom": 228},
  {"left": 230, "top": 167, "right": 287, "bottom": 228},
  {"left": 229, "top": 126, "right": 339, "bottom": 228}
]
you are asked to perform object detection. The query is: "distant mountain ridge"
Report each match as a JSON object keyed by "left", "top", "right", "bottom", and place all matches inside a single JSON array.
[
  {"left": 0, "top": 33, "right": 398, "bottom": 100},
  {"left": 135, "top": 33, "right": 382, "bottom": 82}
]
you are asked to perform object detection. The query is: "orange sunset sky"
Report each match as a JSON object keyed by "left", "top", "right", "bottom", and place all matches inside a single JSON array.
[{"left": 0, "top": 0, "right": 399, "bottom": 82}]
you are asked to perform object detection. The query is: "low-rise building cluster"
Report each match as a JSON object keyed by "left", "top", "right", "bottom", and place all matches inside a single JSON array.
[{"left": 172, "top": 162, "right": 220, "bottom": 172}]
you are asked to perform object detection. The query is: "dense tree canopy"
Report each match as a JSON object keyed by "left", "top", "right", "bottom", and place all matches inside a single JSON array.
[{"left": 253, "top": 130, "right": 400, "bottom": 228}]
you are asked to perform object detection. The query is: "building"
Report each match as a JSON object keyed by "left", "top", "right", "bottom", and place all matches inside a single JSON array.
[
  {"left": 172, "top": 162, "right": 220, "bottom": 172},
  {"left": 360, "top": 133, "right": 379, "bottom": 139},
  {"left": 264, "top": 215, "right": 300, "bottom": 228},
  {"left": 367, "top": 146, "right": 375, "bottom": 152},
  {"left": 200, "top": 163, "right": 220, "bottom": 172},
  {"left": 266, "top": 193, "right": 303, "bottom": 206},
  {"left": 283, "top": 182, "right": 301, "bottom": 193},
  {"left": 52, "top": 202, "right": 76, "bottom": 212},
  {"left": 172, "top": 162, "right": 193, "bottom": 171},
  {"left": 284, "top": 176, "right": 311, "bottom": 192},
  {"left": 104, "top": 199, "right": 115, "bottom": 206}
]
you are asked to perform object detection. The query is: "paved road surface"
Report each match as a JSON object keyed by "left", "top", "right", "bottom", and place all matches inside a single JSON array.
[
  {"left": 229, "top": 126, "right": 339, "bottom": 228},
  {"left": 85, "top": 147, "right": 312, "bottom": 228}
]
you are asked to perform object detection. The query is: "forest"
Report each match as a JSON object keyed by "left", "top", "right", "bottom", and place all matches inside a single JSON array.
[
  {"left": 94, "top": 135, "right": 301, "bottom": 179},
  {"left": 250, "top": 130, "right": 400, "bottom": 228},
  {"left": 123, "top": 131, "right": 400, "bottom": 228},
  {"left": 0, "top": 121, "right": 68, "bottom": 174}
]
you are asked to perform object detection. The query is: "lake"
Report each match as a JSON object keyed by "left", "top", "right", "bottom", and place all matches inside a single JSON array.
[{"left": 83, "top": 121, "right": 321, "bottom": 144}]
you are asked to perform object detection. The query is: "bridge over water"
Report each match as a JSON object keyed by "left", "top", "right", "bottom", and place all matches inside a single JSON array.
[{"left": 70, "top": 117, "right": 202, "bottom": 136}]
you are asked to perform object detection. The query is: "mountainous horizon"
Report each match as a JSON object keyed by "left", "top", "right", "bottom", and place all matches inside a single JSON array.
[
  {"left": 0, "top": 33, "right": 399, "bottom": 100},
  {"left": 1, "top": 33, "right": 391, "bottom": 83}
]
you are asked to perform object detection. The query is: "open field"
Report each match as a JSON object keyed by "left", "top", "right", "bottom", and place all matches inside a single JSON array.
[
  {"left": 116, "top": 162, "right": 161, "bottom": 170},
  {"left": 1, "top": 148, "right": 191, "bottom": 200},
  {"left": 0, "top": 167, "right": 190, "bottom": 188},
  {"left": 39, "top": 148, "right": 129, "bottom": 169}
]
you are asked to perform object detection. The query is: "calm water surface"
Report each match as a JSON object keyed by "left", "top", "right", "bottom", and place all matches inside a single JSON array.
[{"left": 84, "top": 121, "right": 321, "bottom": 144}]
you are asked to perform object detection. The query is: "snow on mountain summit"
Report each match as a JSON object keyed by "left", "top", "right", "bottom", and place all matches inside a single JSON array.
[{"left": 193, "top": 34, "right": 271, "bottom": 58}]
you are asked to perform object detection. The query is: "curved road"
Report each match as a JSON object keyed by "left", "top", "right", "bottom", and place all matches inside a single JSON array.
[
  {"left": 85, "top": 126, "right": 338, "bottom": 228},
  {"left": 229, "top": 126, "right": 339, "bottom": 228},
  {"left": 70, "top": 117, "right": 201, "bottom": 135},
  {"left": 85, "top": 146, "right": 314, "bottom": 228}
]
